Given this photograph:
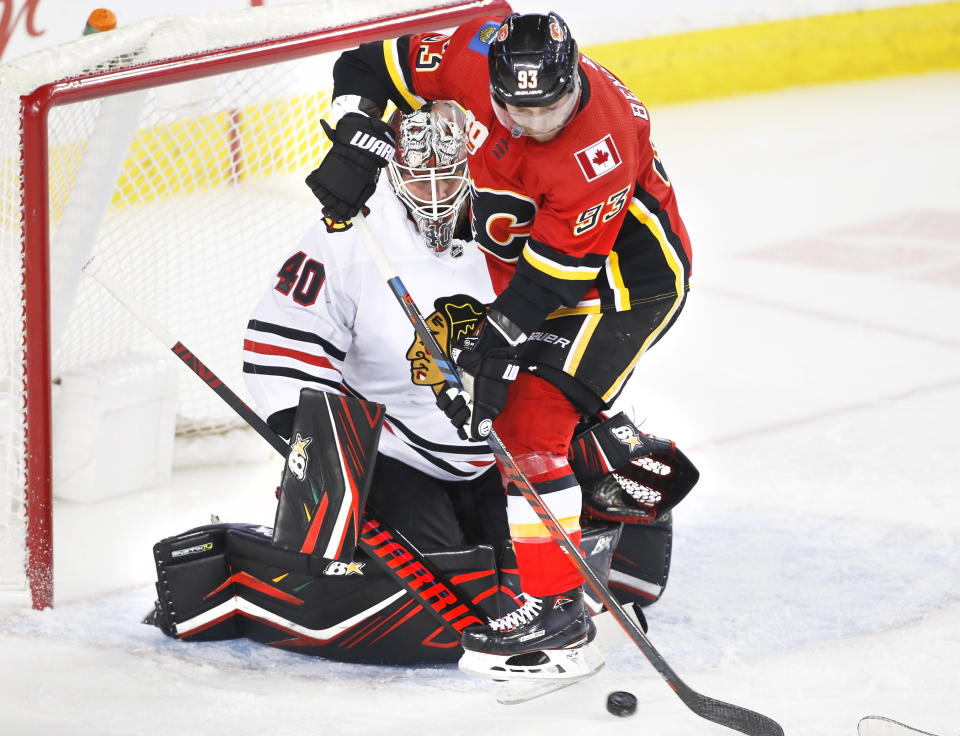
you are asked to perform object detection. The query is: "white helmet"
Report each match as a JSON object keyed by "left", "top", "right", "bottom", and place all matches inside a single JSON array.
[{"left": 386, "top": 101, "right": 471, "bottom": 257}]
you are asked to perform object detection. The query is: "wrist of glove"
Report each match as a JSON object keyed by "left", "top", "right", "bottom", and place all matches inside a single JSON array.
[
  {"left": 435, "top": 313, "right": 523, "bottom": 442},
  {"left": 305, "top": 112, "right": 396, "bottom": 221}
]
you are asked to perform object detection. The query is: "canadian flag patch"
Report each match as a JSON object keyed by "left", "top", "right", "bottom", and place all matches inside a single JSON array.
[{"left": 574, "top": 134, "right": 622, "bottom": 182}]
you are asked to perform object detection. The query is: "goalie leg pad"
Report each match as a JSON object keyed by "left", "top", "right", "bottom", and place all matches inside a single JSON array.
[
  {"left": 273, "top": 388, "right": 385, "bottom": 561},
  {"left": 150, "top": 520, "right": 525, "bottom": 664},
  {"left": 609, "top": 512, "right": 674, "bottom": 607},
  {"left": 150, "top": 524, "right": 242, "bottom": 641}
]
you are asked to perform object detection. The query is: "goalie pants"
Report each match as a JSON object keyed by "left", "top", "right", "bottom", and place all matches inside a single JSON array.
[
  {"left": 365, "top": 453, "right": 508, "bottom": 554},
  {"left": 493, "top": 293, "right": 687, "bottom": 596}
]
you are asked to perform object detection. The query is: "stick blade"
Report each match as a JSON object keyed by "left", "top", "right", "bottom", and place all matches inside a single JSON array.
[
  {"left": 685, "top": 692, "right": 785, "bottom": 736},
  {"left": 858, "top": 716, "right": 941, "bottom": 736}
]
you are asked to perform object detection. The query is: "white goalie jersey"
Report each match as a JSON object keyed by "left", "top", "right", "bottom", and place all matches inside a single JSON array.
[{"left": 243, "top": 181, "right": 497, "bottom": 482}]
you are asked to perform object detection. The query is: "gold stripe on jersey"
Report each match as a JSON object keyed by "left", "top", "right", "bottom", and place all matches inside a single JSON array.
[
  {"left": 383, "top": 40, "right": 425, "bottom": 111},
  {"left": 563, "top": 313, "right": 602, "bottom": 375},
  {"left": 521, "top": 243, "right": 603, "bottom": 281},
  {"left": 509, "top": 515, "right": 581, "bottom": 539},
  {"left": 605, "top": 249, "right": 630, "bottom": 310},
  {"left": 546, "top": 289, "right": 684, "bottom": 318},
  {"left": 601, "top": 199, "right": 686, "bottom": 402},
  {"left": 548, "top": 303, "right": 603, "bottom": 317}
]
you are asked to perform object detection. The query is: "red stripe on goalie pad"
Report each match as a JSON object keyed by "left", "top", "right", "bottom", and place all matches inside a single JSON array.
[{"left": 300, "top": 492, "right": 329, "bottom": 554}]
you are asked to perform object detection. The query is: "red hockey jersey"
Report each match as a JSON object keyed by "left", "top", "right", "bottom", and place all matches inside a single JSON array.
[{"left": 358, "top": 17, "right": 690, "bottom": 315}]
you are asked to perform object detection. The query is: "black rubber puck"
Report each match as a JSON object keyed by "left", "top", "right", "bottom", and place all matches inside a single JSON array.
[{"left": 606, "top": 690, "right": 637, "bottom": 717}]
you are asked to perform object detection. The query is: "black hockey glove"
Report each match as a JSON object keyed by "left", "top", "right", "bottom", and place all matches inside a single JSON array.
[
  {"left": 305, "top": 113, "right": 396, "bottom": 221},
  {"left": 436, "top": 311, "right": 524, "bottom": 442}
]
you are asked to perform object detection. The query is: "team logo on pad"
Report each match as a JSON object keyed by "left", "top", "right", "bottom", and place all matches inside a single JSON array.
[
  {"left": 287, "top": 433, "right": 313, "bottom": 481},
  {"left": 610, "top": 424, "right": 643, "bottom": 453}
]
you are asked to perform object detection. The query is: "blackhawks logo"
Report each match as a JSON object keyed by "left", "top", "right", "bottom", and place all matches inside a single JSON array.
[
  {"left": 323, "top": 217, "right": 353, "bottom": 233},
  {"left": 406, "top": 294, "right": 485, "bottom": 395},
  {"left": 322, "top": 206, "right": 371, "bottom": 234}
]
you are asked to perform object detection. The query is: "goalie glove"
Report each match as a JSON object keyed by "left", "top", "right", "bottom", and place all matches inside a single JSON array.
[
  {"left": 569, "top": 413, "right": 699, "bottom": 524},
  {"left": 436, "top": 311, "right": 524, "bottom": 441},
  {"left": 305, "top": 113, "right": 396, "bottom": 221}
]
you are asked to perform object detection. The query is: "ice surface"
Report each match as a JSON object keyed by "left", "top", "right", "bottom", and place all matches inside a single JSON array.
[{"left": 1, "top": 71, "right": 959, "bottom": 736}]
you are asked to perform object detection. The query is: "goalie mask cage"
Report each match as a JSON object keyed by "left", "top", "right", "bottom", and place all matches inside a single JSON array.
[{"left": 0, "top": 0, "right": 511, "bottom": 610}]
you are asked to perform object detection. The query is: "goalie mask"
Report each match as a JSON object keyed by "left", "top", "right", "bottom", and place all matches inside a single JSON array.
[{"left": 386, "top": 101, "right": 471, "bottom": 257}]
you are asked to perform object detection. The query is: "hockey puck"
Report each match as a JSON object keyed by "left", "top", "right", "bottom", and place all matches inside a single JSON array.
[{"left": 606, "top": 690, "right": 637, "bottom": 717}]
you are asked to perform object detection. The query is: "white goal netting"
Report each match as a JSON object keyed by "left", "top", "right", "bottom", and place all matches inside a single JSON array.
[{"left": 0, "top": 0, "right": 506, "bottom": 608}]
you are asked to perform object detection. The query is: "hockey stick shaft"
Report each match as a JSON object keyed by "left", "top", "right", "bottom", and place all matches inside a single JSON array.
[
  {"left": 82, "top": 256, "right": 289, "bottom": 456},
  {"left": 82, "top": 255, "right": 485, "bottom": 638},
  {"left": 356, "top": 215, "right": 783, "bottom": 736}
]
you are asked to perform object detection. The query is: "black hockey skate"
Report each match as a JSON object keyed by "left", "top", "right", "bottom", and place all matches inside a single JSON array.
[{"left": 458, "top": 588, "right": 604, "bottom": 691}]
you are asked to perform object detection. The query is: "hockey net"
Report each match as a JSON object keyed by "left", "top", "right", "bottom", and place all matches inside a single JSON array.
[{"left": 0, "top": 0, "right": 510, "bottom": 609}]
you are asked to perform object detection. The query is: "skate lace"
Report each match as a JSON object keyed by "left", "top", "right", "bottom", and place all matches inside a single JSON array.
[{"left": 487, "top": 594, "right": 543, "bottom": 632}]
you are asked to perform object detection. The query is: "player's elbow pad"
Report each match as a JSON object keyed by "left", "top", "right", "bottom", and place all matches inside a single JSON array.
[{"left": 332, "top": 41, "right": 407, "bottom": 114}]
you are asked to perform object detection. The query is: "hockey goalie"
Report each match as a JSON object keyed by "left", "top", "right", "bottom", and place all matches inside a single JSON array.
[{"left": 146, "top": 102, "right": 696, "bottom": 673}]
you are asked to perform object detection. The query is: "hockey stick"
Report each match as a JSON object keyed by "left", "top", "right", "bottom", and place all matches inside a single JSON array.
[
  {"left": 81, "top": 255, "right": 487, "bottom": 640},
  {"left": 355, "top": 214, "right": 784, "bottom": 736},
  {"left": 859, "top": 716, "right": 944, "bottom": 736}
]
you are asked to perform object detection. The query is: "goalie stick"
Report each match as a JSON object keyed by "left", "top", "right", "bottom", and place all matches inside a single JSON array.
[
  {"left": 81, "top": 256, "right": 487, "bottom": 641},
  {"left": 859, "top": 716, "right": 944, "bottom": 736},
  {"left": 355, "top": 214, "right": 784, "bottom": 736}
]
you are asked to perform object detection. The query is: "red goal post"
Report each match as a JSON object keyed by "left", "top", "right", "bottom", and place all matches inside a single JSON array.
[{"left": 2, "top": 0, "right": 511, "bottom": 610}]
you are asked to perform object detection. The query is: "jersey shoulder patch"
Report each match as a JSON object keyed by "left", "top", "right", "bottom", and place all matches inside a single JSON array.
[
  {"left": 468, "top": 20, "right": 502, "bottom": 55},
  {"left": 573, "top": 134, "right": 623, "bottom": 182}
]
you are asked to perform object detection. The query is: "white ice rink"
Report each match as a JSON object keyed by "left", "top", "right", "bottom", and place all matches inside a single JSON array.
[{"left": 1, "top": 71, "right": 959, "bottom": 736}]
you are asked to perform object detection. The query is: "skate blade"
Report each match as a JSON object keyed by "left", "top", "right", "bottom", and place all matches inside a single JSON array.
[
  {"left": 495, "top": 662, "right": 605, "bottom": 705},
  {"left": 459, "top": 641, "right": 604, "bottom": 682}
]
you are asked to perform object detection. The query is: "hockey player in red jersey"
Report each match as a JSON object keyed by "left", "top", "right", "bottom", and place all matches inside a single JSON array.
[{"left": 306, "top": 12, "right": 692, "bottom": 683}]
